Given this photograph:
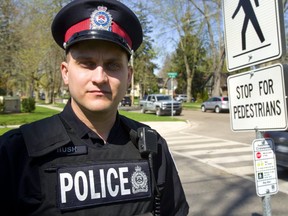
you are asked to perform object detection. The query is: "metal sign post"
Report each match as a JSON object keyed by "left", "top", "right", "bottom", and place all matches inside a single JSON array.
[
  {"left": 168, "top": 72, "right": 178, "bottom": 117},
  {"left": 171, "top": 77, "right": 174, "bottom": 117},
  {"left": 258, "top": 132, "right": 272, "bottom": 216}
]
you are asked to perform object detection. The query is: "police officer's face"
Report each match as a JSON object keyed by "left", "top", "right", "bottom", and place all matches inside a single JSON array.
[{"left": 61, "top": 40, "right": 132, "bottom": 116}]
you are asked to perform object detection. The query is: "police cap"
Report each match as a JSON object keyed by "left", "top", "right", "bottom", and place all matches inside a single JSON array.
[{"left": 51, "top": 0, "right": 143, "bottom": 54}]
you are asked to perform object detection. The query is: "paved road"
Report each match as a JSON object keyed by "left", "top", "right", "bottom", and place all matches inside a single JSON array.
[
  {"left": 177, "top": 109, "right": 256, "bottom": 143},
  {"left": 146, "top": 109, "right": 288, "bottom": 216}
]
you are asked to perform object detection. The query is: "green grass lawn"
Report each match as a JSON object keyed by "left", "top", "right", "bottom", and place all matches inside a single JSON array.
[
  {"left": 182, "top": 102, "right": 201, "bottom": 110},
  {"left": 0, "top": 106, "right": 60, "bottom": 126},
  {"left": 0, "top": 105, "right": 186, "bottom": 135},
  {"left": 0, "top": 106, "right": 61, "bottom": 135}
]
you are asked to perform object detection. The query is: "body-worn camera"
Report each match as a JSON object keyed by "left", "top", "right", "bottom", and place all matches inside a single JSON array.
[{"left": 137, "top": 127, "right": 158, "bottom": 156}]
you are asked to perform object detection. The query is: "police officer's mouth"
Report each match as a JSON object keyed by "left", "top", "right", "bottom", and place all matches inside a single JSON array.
[{"left": 87, "top": 90, "right": 111, "bottom": 96}]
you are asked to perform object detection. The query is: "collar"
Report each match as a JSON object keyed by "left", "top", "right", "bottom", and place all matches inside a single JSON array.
[
  {"left": 60, "top": 100, "right": 91, "bottom": 139},
  {"left": 59, "top": 100, "right": 128, "bottom": 144}
]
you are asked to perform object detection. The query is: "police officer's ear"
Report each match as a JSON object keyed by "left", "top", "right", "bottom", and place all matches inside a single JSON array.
[
  {"left": 61, "top": 61, "right": 69, "bottom": 86},
  {"left": 127, "top": 64, "right": 133, "bottom": 88}
]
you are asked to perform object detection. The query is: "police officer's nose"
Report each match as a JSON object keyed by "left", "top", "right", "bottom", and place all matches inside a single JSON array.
[{"left": 91, "top": 66, "right": 108, "bottom": 83}]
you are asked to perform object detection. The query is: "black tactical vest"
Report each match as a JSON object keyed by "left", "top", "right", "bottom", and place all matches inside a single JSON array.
[{"left": 19, "top": 114, "right": 155, "bottom": 216}]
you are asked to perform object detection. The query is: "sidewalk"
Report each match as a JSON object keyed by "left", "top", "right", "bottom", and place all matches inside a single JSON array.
[
  {"left": 36, "top": 104, "right": 63, "bottom": 111},
  {"left": 143, "top": 121, "right": 191, "bottom": 136}
]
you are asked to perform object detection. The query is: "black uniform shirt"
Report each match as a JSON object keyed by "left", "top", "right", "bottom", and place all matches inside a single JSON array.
[{"left": 59, "top": 101, "right": 129, "bottom": 146}]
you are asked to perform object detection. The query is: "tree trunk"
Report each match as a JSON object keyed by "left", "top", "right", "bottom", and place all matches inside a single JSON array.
[
  {"left": 184, "top": 54, "right": 193, "bottom": 102},
  {"left": 212, "top": 48, "right": 225, "bottom": 96}
]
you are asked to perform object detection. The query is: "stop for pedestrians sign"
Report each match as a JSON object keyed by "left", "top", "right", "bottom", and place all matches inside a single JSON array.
[{"left": 227, "top": 63, "right": 288, "bottom": 131}]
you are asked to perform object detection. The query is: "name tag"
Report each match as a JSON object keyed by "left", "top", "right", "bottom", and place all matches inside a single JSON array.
[
  {"left": 57, "top": 160, "right": 151, "bottom": 210},
  {"left": 55, "top": 145, "right": 87, "bottom": 156}
]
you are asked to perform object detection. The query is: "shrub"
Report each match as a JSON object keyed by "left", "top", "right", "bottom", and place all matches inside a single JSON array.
[
  {"left": 196, "top": 93, "right": 203, "bottom": 103},
  {"left": 22, "top": 97, "right": 36, "bottom": 113}
]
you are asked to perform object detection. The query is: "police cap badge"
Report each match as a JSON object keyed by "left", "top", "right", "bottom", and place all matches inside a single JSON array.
[{"left": 51, "top": 0, "right": 143, "bottom": 55}]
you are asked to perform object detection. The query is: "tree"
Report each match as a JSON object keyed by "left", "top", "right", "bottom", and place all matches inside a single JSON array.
[
  {"left": 176, "top": 8, "right": 208, "bottom": 101},
  {"left": 151, "top": 0, "right": 209, "bottom": 101},
  {"left": 16, "top": 0, "right": 67, "bottom": 103},
  {"left": 170, "top": 29, "right": 208, "bottom": 99},
  {"left": 158, "top": 54, "right": 173, "bottom": 78},
  {"left": 188, "top": 0, "right": 225, "bottom": 97},
  {"left": 0, "top": 0, "right": 21, "bottom": 96},
  {"left": 131, "top": 2, "right": 158, "bottom": 98}
]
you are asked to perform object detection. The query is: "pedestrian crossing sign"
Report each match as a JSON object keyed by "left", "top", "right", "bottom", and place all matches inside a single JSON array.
[{"left": 222, "top": 0, "right": 286, "bottom": 71}]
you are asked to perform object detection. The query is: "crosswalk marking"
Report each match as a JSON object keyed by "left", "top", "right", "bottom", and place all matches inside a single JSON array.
[
  {"left": 163, "top": 132, "right": 255, "bottom": 177},
  {"left": 169, "top": 142, "right": 249, "bottom": 150},
  {"left": 202, "top": 155, "right": 252, "bottom": 163},
  {"left": 164, "top": 131, "right": 288, "bottom": 195},
  {"left": 179, "top": 147, "right": 251, "bottom": 156},
  {"left": 168, "top": 139, "right": 225, "bottom": 145}
]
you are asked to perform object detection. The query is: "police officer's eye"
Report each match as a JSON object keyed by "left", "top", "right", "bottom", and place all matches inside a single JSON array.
[
  {"left": 106, "top": 62, "right": 121, "bottom": 71},
  {"left": 80, "top": 61, "right": 96, "bottom": 69}
]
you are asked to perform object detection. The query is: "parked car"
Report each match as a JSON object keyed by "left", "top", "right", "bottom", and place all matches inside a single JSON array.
[
  {"left": 201, "top": 96, "right": 229, "bottom": 113},
  {"left": 263, "top": 131, "right": 288, "bottom": 168},
  {"left": 175, "top": 94, "right": 188, "bottom": 102},
  {"left": 175, "top": 94, "right": 195, "bottom": 102},
  {"left": 120, "top": 96, "right": 131, "bottom": 106}
]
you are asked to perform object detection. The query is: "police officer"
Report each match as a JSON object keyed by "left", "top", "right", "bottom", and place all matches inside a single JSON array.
[{"left": 0, "top": 0, "right": 189, "bottom": 215}]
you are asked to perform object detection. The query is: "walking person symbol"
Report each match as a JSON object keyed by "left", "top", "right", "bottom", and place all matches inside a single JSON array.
[{"left": 232, "top": 0, "right": 265, "bottom": 50}]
